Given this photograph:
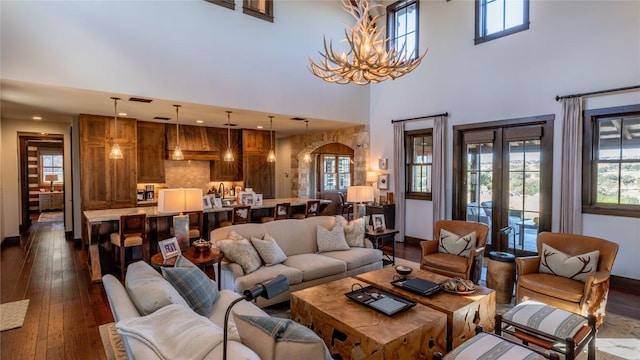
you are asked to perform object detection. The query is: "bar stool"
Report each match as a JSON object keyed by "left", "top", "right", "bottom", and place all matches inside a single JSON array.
[
  {"left": 261, "top": 202, "right": 290, "bottom": 223},
  {"left": 292, "top": 200, "right": 320, "bottom": 219},
  {"left": 220, "top": 205, "right": 252, "bottom": 227},
  {"left": 110, "top": 214, "right": 148, "bottom": 280}
]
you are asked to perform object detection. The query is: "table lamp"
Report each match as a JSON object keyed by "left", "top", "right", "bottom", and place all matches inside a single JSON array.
[
  {"left": 347, "top": 185, "right": 374, "bottom": 219},
  {"left": 158, "top": 188, "right": 203, "bottom": 250},
  {"left": 45, "top": 174, "right": 58, "bottom": 192}
]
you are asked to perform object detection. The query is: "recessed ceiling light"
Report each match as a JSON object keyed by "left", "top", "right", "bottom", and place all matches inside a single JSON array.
[
  {"left": 196, "top": 120, "right": 204, "bottom": 124},
  {"left": 257, "top": 125, "right": 263, "bottom": 129},
  {"left": 32, "top": 116, "right": 42, "bottom": 120},
  {"left": 118, "top": 112, "right": 127, "bottom": 116}
]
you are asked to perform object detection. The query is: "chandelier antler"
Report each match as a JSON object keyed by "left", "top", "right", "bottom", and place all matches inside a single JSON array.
[{"left": 309, "top": 0, "right": 426, "bottom": 85}]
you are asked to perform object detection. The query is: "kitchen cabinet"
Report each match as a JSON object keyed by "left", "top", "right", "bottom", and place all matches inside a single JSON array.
[
  {"left": 242, "top": 130, "right": 275, "bottom": 199},
  {"left": 39, "top": 192, "right": 63, "bottom": 211},
  {"left": 165, "top": 124, "right": 221, "bottom": 160},
  {"left": 137, "top": 121, "right": 166, "bottom": 183},
  {"left": 210, "top": 128, "right": 242, "bottom": 181},
  {"left": 80, "top": 114, "right": 137, "bottom": 210}
]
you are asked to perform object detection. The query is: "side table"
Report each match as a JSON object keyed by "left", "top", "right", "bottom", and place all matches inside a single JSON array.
[
  {"left": 365, "top": 228, "right": 398, "bottom": 266},
  {"left": 151, "top": 247, "right": 224, "bottom": 290},
  {"left": 486, "top": 251, "right": 515, "bottom": 304}
]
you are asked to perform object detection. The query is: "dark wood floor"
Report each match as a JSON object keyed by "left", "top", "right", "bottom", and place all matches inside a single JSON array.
[{"left": 1, "top": 220, "right": 638, "bottom": 359}]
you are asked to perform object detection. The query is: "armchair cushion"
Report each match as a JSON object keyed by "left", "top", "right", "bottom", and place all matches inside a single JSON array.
[
  {"left": 422, "top": 253, "right": 469, "bottom": 274},
  {"left": 539, "top": 243, "right": 599, "bottom": 282},
  {"left": 438, "top": 229, "right": 476, "bottom": 258},
  {"left": 517, "top": 273, "right": 584, "bottom": 303}
]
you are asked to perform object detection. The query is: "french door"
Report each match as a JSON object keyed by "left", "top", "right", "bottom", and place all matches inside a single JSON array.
[{"left": 453, "top": 115, "right": 554, "bottom": 255}]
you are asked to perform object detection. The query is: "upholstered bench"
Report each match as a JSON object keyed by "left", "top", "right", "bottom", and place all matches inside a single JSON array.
[
  {"left": 496, "top": 301, "right": 596, "bottom": 360},
  {"left": 433, "top": 327, "right": 558, "bottom": 360}
]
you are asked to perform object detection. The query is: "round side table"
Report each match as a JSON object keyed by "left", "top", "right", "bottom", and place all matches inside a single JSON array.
[
  {"left": 151, "top": 247, "right": 224, "bottom": 290},
  {"left": 486, "top": 251, "right": 516, "bottom": 304}
]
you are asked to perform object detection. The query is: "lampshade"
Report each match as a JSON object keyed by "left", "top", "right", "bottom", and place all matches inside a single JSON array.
[
  {"left": 366, "top": 171, "right": 378, "bottom": 184},
  {"left": 347, "top": 186, "right": 374, "bottom": 203},
  {"left": 158, "top": 188, "right": 204, "bottom": 213},
  {"left": 45, "top": 174, "right": 58, "bottom": 182}
]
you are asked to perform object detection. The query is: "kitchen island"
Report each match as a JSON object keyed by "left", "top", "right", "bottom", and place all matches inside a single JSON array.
[{"left": 83, "top": 197, "right": 331, "bottom": 282}]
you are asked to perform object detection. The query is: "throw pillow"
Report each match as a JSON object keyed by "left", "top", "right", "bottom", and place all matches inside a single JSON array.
[
  {"left": 335, "top": 216, "right": 366, "bottom": 247},
  {"left": 251, "top": 234, "right": 288, "bottom": 266},
  {"left": 233, "top": 314, "right": 331, "bottom": 360},
  {"left": 217, "top": 236, "right": 262, "bottom": 274},
  {"left": 539, "top": 243, "right": 599, "bottom": 282},
  {"left": 438, "top": 229, "right": 477, "bottom": 258},
  {"left": 316, "top": 222, "right": 350, "bottom": 253},
  {"left": 125, "top": 261, "right": 190, "bottom": 315},
  {"left": 161, "top": 256, "right": 220, "bottom": 317}
]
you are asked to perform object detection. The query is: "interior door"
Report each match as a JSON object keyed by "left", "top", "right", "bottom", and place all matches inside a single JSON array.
[{"left": 455, "top": 117, "right": 553, "bottom": 255}]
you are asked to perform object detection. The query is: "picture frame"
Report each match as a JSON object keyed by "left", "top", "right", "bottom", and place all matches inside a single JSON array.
[
  {"left": 213, "top": 196, "right": 223, "bottom": 208},
  {"left": 255, "top": 194, "right": 263, "bottom": 206},
  {"left": 378, "top": 158, "right": 388, "bottom": 170},
  {"left": 158, "top": 237, "right": 181, "bottom": 260},
  {"left": 240, "top": 192, "right": 254, "bottom": 206},
  {"left": 203, "top": 195, "right": 212, "bottom": 210},
  {"left": 378, "top": 174, "right": 389, "bottom": 190},
  {"left": 372, "top": 214, "right": 386, "bottom": 233},
  {"left": 222, "top": 198, "right": 234, "bottom": 207}
]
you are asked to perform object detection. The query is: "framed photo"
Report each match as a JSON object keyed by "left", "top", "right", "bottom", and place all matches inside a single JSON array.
[
  {"left": 203, "top": 195, "right": 212, "bottom": 210},
  {"left": 158, "top": 237, "right": 181, "bottom": 260},
  {"left": 255, "top": 194, "right": 263, "bottom": 206},
  {"left": 240, "top": 192, "right": 254, "bottom": 206},
  {"left": 372, "top": 214, "right": 386, "bottom": 233},
  {"left": 378, "top": 174, "right": 389, "bottom": 190},
  {"left": 213, "top": 196, "right": 223, "bottom": 208},
  {"left": 222, "top": 198, "right": 234, "bottom": 207},
  {"left": 378, "top": 158, "right": 388, "bottom": 170}
]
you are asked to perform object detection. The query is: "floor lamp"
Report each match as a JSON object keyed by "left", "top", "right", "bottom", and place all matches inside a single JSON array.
[
  {"left": 347, "top": 186, "right": 374, "bottom": 219},
  {"left": 158, "top": 188, "right": 203, "bottom": 250}
]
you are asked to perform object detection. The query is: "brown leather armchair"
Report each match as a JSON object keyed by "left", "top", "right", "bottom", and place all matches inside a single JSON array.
[
  {"left": 420, "top": 220, "right": 489, "bottom": 284},
  {"left": 515, "top": 232, "right": 619, "bottom": 327}
]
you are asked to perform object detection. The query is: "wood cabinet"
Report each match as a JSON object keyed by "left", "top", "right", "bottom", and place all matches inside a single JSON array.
[
  {"left": 210, "top": 128, "right": 242, "bottom": 181},
  {"left": 366, "top": 204, "right": 396, "bottom": 230},
  {"left": 137, "top": 121, "right": 166, "bottom": 183},
  {"left": 80, "top": 114, "right": 137, "bottom": 210},
  {"left": 242, "top": 130, "right": 275, "bottom": 199},
  {"left": 165, "top": 124, "right": 221, "bottom": 160},
  {"left": 39, "top": 192, "right": 63, "bottom": 211}
]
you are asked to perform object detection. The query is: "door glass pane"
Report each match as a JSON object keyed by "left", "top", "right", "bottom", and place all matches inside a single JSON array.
[
  {"left": 508, "top": 140, "right": 540, "bottom": 253},
  {"left": 465, "top": 142, "right": 494, "bottom": 244}
]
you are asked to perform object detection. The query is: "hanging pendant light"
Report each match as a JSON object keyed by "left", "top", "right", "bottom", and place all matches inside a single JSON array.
[
  {"left": 303, "top": 120, "right": 312, "bottom": 163},
  {"left": 172, "top": 105, "right": 184, "bottom": 160},
  {"left": 109, "top": 97, "right": 123, "bottom": 159},
  {"left": 224, "top": 111, "right": 235, "bottom": 162},
  {"left": 267, "top": 115, "right": 276, "bottom": 163}
]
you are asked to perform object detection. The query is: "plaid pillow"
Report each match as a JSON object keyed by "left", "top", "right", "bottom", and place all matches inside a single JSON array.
[{"left": 162, "top": 256, "right": 220, "bottom": 317}]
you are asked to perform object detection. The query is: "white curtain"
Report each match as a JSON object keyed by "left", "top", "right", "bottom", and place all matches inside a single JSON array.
[
  {"left": 559, "top": 97, "right": 583, "bottom": 234},
  {"left": 393, "top": 121, "right": 406, "bottom": 242},
  {"left": 432, "top": 116, "right": 447, "bottom": 226}
]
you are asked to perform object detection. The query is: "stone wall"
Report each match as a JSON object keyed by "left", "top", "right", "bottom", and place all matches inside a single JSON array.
[{"left": 290, "top": 125, "right": 369, "bottom": 198}]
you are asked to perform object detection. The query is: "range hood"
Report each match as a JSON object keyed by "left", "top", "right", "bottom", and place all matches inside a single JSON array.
[{"left": 165, "top": 124, "right": 221, "bottom": 161}]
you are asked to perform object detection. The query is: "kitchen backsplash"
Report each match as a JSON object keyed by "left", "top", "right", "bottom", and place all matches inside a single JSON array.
[{"left": 164, "top": 160, "right": 210, "bottom": 192}]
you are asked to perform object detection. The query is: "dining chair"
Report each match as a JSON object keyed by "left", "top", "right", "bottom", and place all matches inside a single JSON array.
[{"left": 110, "top": 213, "right": 148, "bottom": 280}]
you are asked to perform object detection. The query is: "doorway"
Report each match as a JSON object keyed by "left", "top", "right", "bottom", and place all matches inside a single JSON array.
[
  {"left": 453, "top": 115, "right": 554, "bottom": 256},
  {"left": 18, "top": 133, "right": 65, "bottom": 231}
]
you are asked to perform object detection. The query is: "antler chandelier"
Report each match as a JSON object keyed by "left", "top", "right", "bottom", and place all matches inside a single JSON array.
[{"left": 309, "top": 0, "right": 426, "bottom": 85}]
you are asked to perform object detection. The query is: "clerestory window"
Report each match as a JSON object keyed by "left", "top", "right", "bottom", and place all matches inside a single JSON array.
[
  {"left": 387, "top": 0, "right": 419, "bottom": 60},
  {"left": 475, "top": 0, "right": 529, "bottom": 45}
]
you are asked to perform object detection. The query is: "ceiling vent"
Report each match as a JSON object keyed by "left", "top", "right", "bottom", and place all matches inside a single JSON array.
[
  {"left": 129, "top": 97, "right": 153, "bottom": 103},
  {"left": 223, "top": 123, "right": 238, "bottom": 127},
  {"left": 154, "top": 116, "right": 171, "bottom": 121},
  {"left": 290, "top": 117, "right": 306, "bottom": 121}
]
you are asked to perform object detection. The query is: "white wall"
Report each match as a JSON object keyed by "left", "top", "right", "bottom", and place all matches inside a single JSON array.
[
  {"left": 370, "top": 1, "right": 640, "bottom": 279},
  {"left": 0, "top": 0, "right": 369, "bottom": 124},
  {"left": 0, "top": 119, "right": 74, "bottom": 240}
]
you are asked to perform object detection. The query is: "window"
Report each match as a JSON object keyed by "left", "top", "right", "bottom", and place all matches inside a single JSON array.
[
  {"left": 387, "top": 0, "right": 419, "bottom": 60},
  {"left": 475, "top": 0, "right": 529, "bottom": 45},
  {"left": 583, "top": 104, "right": 640, "bottom": 218},
  {"left": 320, "top": 154, "right": 352, "bottom": 192},
  {"left": 406, "top": 130, "right": 432, "bottom": 200},
  {"left": 204, "top": 0, "right": 235, "bottom": 11},
  {"left": 40, "top": 152, "right": 63, "bottom": 185},
  {"left": 243, "top": 0, "right": 273, "bottom": 22}
]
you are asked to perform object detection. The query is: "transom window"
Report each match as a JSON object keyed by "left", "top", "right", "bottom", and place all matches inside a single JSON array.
[
  {"left": 405, "top": 130, "right": 433, "bottom": 200},
  {"left": 387, "top": 0, "right": 419, "bottom": 60},
  {"left": 321, "top": 155, "right": 352, "bottom": 192},
  {"left": 583, "top": 104, "right": 640, "bottom": 218},
  {"left": 475, "top": 0, "right": 529, "bottom": 45},
  {"left": 243, "top": 0, "right": 273, "bottom": 22},
  {"left": 41, "top": 152, "right": 63, "bottom": 185}
]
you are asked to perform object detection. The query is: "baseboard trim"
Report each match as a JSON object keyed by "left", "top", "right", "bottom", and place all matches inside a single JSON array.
[
  {"left": 610, "top": 275, "right": 640, "bottom": 295},
  {"left": 1, "top": 236, "right": 20, "bottom": 248}
]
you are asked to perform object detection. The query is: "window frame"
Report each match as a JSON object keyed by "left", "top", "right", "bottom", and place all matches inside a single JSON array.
[
  {"left": 582, "top": 104, "right": 640, "bottom": 218},
  {"left": 405, "top": 129, "right": 433, "bottom": 201},
  {"left": 386, "top": 0, "right": 420, "bottom": 61},
  {"left": 319, "top": 154, "right": 353, "bottom": 192},
  {"left": 474, "top": 0, "right": 530, "bottom": 45},
  {"left": 243, "top": 0, "right": 273, "bottom": 23},
  {"left": 204, "top": 0, "right": 235, "bottom": 11},
  {"left": 39, "top": 149, "right": 64, "bottom": 186}
]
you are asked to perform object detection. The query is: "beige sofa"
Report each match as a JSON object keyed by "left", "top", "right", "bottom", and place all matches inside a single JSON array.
[{"left": 210, "top": 216, "right": 383, "bottom": 307}]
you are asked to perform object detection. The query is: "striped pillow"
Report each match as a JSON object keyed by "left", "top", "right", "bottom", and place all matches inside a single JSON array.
[{"left": 162, "top": 256, "right": 220, "bottom": 317}]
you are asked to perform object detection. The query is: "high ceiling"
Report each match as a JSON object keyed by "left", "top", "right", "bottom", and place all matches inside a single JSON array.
[{"left": 0, "top": 79, "right": 359, "bottom": 137}]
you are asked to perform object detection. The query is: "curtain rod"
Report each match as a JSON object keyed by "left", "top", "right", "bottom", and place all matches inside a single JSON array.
[
  {"left": 391, "top": 112, "right": 449, "bottom": 124},
  {"left": 555, "top": 84, "right": 640, "bottom": 101}
]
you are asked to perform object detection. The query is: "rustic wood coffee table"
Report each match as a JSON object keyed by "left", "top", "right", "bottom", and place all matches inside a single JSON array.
[
  {"left": 356, "top": 267, "right": 496, "bottom": 351},
  {"left": 290, "top": 277, "right": 447, "bottom": 360}
]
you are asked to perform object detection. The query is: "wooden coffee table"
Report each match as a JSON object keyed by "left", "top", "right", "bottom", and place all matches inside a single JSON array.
[
  {"left": 290, "top": 277, "right": 447, "bottom": 360},
  {"left": 150, "top": 247, "right": 223, "bottom": 290},
  {"left": 356, "top": 267, "right": 496, "bottom": 351}
]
